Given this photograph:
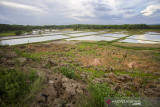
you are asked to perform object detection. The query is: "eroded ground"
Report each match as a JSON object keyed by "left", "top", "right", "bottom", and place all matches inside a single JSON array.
[{"left": 0, "top": 40, "right": 160, "bottom": 106}]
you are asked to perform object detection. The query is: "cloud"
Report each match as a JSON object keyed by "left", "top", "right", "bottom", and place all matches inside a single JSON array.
[
  {"left": 0, "top": 1, "right": 45, "bottom": 13},
  {"left": 0, "top": 14, "right": 14, "bottom": 23},
  {"left": 0, "top": 0, "right": 160, "bottom": 25},
  {"left": 53, "top": 0, "right": 138, "bottom": 21},
  {"left": 141, "top": 4, "right": 160, "bottom": 16}
]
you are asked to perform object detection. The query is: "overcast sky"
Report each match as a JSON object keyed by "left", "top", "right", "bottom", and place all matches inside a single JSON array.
[{"left": 0, "top": 0, "right": 160, "bottom": 25}]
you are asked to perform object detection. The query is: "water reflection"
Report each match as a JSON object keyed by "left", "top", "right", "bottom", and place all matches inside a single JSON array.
[
  {"left": 146, "top": 32, "right": 160, "bottom": 35},
  {"left": 120, "top": 39, "right": 160, "bottom": 44},
  {"left": 0, "top": 35, "right": 41, "bottom": 40},
  {"left": 1, "top": 30, "right": 160, "bottom": 45},
  {"left": 101, "top": 33, "right": 127, "bottom": 38},
  {"left": 0, "top": 35, "right": 68, "bottom": 46},
  {"left": 68, "top": 32, "right": 98, "bottom": 36},
  {"left": 66, "top": 36, "right": 117, "bottom": 41},
  {"left": 129, "top": 34, "right": 160, "bottom": 41},
  {"left": 41, "top": 33, "right": 64, "bottom": 36}
]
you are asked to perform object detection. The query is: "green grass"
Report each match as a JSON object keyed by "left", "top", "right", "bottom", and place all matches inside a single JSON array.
[
  {"left": 76, "top": 45, "right": 99, "bottom": 56},
  {"left": 112, "top": 70, "right": 159, "bottom": 80},
  {"left": 0, "top": 54, "right": 6, "bottom": 59},
  {"left": 86, "top": 83, "right": 124, "bottom": 107},
  {"left": 79, "top": 40, "right": 156, "bottom": 51},
  {"left": 54, "top": 51, "right": 75, "bottom": 57},
  {"left": 150, "top": 51, "right": 160, "bottom": 62},
  {"left": 111, "top": 44, "right": 160, "bottom": 50},
  {"left": 0, "top": 31, "right": 16, "bottom": 37},
  {"left": 76, "top": 66, "right": 105, "bottom": 79},
  {"left": 0, "top": 30, "right": 31, "bottom": 37},
  {"left": 58, "top": 67, "right": 76, "bottom": 79},
  {"left": 0, "top": 68, "right": 41, "bottom": 106},
  {"left": 15, "top": 49, "right": 41, "bottom": 61},
  {"left": 79, "top": 41, "right": 111, "bottom": 46}
]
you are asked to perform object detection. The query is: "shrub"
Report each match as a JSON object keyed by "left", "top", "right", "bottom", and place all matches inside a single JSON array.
[
  {"left": 59, "top": 67, "right": 76, "bottom": 79},
  {"left": 0, "top": 69, "right": 38, "bottom": 106},
  {"left": 87, "top": 83, "right": 123, "bottom": 107},
  {"left": 15, "top": 30, "right": 22, "bottom": 35}
]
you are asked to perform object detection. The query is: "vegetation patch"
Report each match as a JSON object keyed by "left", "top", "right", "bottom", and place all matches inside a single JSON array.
[
  {"left": 15, "top": 49, "right": 41, "bottom": 61},
  {"left": 0, "top": 31, "right": 16, "bottom": 37},
  {"left": 112, "top": 70, "right": 159, "bottom": 80},
  {"left": 111, "top": 44, "right": 160, "bottom": 50},
  {"left": 58, "top": 67, "right": 76, "bottom": 79},
  {"left": 0, "top": 68, "right": 41, "bottom": 106},
  {"left": 15, "top": 30, "right": 22, "bottom": 36},
  {"left": 87, "top": 83, "right": 124, "bottom": 107},
  {"left": 150, "top": 51, "right": 160, "bottom": 62}
]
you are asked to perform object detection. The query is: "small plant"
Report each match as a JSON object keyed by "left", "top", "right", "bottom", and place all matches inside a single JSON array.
[
  {"left": 15, "top": 49, "right": 41, "bottom": 62},
  {"left": 45, "top": 63, "right": 51, "bottom": 69},
  {"left": 59, "top": 67, "right": 76, "bottom": 79},
  {"left": 15, "top": 30, "right": 22, "bottom": 35},
  {"left": 87, "top": 83, "right": 123, "bottom": 107},
  {"left": 0, "top": 69, "right": 38, "bottom": 106}
]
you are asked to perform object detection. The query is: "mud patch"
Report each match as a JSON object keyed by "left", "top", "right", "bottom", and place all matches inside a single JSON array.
[
  {"left": 79, "top": 57, "right": 106, "bottom": 66},
  {"left": 31, "top": 73, "right": 88, "bottom": 107}
]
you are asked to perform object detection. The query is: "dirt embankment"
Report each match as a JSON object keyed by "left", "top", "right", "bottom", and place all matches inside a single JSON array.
[{"left": 0, "top": 44, "right": 89, "bottom": 107}]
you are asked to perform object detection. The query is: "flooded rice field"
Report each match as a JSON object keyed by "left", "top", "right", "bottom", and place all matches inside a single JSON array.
[
  {"left": 68, "top": 32, "right": 98, "bottom": 37},
  {"left": 101, "top": 33, "right": 127, "bottom": 38},
  {"left": 66, "top": 36, "right": 117, "bottom": 41},
  {"left": 0, "top": 35, "right": 68, "bottom": 45},
  {"left": 0, "top": 29, "right": 160, "bottom": 45},
  {"left": 128, "top": 34, "right": 160, "bottom": 42},
  {"left": 0, "top": 35, "right": 40, "bottom": 40},
  {"left": 120, "top": 39, "right": 160, "bottom": 44}
]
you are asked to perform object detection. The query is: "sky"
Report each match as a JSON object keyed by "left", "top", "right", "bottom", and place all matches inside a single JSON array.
[{"left": 0, "top": 0, "right": 160, "bottom": 25}]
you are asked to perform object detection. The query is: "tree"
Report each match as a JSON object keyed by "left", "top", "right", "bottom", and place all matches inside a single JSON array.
[{"left": 15, "top": 30, "right": 22, "bottom": 36}]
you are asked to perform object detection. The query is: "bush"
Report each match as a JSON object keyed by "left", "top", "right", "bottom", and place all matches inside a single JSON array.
[
  {"left": 15, "top": 30, "right": 22, "bottom": 35},
  {"left": 0, "top": 69, "right": 38, "bottom": 106},
  {"left": 59, "top": 67, "right": 76, "bottom": 79},
  {"left": 87, "top": 83, "right": 123, "bottom": 107}
]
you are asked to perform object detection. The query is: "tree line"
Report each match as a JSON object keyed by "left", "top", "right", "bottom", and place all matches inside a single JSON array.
[{"left": 0, "top": 24, "right": 160, "bottom": 32}]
